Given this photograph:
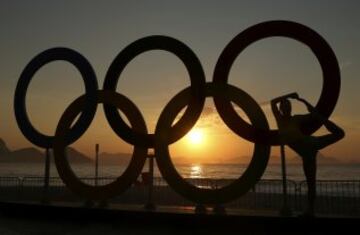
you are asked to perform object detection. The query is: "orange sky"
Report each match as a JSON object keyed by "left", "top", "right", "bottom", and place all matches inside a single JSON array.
[{"left": 1, "top": 1, "right": 359, "bottom": 164}]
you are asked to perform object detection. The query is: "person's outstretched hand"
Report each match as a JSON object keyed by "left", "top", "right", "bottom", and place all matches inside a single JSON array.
[{"left": 286, "top": 92, "right": 299, "bottom": 99}]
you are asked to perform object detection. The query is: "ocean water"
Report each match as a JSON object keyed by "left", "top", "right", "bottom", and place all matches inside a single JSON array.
[{"left": 0, "top": 162, "right": 359, "bottom": 181}]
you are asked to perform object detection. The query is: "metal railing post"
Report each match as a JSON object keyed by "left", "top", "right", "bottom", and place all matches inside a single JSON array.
[
  {"left": 42, "top": 148, "right": 51, "bottom": 204},
  {"left": 145, "top": 153, "right": 156, "bottom": 210}
]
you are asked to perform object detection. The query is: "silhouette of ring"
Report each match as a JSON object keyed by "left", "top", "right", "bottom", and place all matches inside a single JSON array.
[
  {"left": 14, "top": 20, "right": 342, "bottom": 204},
  {"left": 53, "top": 90, "right": 148, "bottom": 200},
  {"left": 155, "top": 83, "right": 270, "bottom": 204},
  {"left": 213, "top": 21, "right": 341, "bottom": 145},
  {"left": 103, "top": 36, "right": 206, "bottom": 148},
  {"left": 14, "top": 48, "right": 98, "bottom": 148}
]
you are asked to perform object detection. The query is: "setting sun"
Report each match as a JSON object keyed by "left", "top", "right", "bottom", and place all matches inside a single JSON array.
[{"left": 187, "top": 128, "right": 205, "bottom": 146}]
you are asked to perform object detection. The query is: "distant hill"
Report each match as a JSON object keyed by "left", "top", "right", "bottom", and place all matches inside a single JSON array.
[
  {"left": 0, "top": 138, "right": 356, "bottom": 165},
  {"left": 66, "top": 147, "right": 93, "bottom": 164},
  {"left": 0, "top": 138, "right": 10, "bottom": 155},
  {"left": 9, "top": 147, "right": 44, "bottom": 163},
  {"left": 0, "top": 138, "right": 92, "bottom": 164},
  {"left": 99, "top": 152, "right": 132, "bottom": 165}
]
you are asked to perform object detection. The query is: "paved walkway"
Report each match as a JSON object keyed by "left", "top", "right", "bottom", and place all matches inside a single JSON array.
[{"left": 0, "top": 201, "right": 357, "bottom": 234}]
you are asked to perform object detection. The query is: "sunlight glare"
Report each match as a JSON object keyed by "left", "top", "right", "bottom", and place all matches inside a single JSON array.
[{"left": 187, "top": 128, "right": 204, "bottom": 146}]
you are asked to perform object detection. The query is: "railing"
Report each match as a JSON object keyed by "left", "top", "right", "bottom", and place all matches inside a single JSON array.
[
  {"left": 298, "top": 180, "right": 360, "bottom": 215},
  {"left": 0, "top": 176, "right": 358, "bottom": 216}
]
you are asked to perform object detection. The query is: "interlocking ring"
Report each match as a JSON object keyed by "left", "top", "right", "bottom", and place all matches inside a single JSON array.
[
  {"left": 103, "top": 36, "right": 206, "bottom": 148},
  {"left": 155, "top": 83, "right": 270, "bottom": 204},
  {"left": 14, "top": 20, "right": 341, "bottom": 204},
  {"left": 14, "top": 48, "right": 98, "bottom": 148},
  {"left": 213, "top": 21, "right": 341, "bottom": 145},
  {"left": 53, "top": 90, "right": 147, "bottom": 200}
]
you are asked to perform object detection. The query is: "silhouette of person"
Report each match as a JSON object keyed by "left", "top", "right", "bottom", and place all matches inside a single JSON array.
[{"left": 271, "top": 93, "right": 344, "bottom": 216}]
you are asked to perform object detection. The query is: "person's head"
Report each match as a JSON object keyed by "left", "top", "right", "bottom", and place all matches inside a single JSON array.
[{"left": 279, "top": 99, "right": 292, "bottom": 117}]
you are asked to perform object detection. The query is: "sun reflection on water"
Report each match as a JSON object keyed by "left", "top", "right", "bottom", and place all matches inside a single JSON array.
[{"left": 190, "top": 164, "right": 203, "bottom": 178}]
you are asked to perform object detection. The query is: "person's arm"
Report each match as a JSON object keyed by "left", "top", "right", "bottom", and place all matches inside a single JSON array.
[
  {"left": 298, "top": 98, "right": 345, "bottom": 148},
  {"left": 271, "top": 92, "right": 299, "bottom": 120}
]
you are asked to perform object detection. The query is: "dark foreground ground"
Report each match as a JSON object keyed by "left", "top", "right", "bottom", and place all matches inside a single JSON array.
[
  {"left": 1, "top": 183, "right": 359, "bottom": 217},
  {"left": 0, "top": 201, "right": 358, "bottom": 235}
]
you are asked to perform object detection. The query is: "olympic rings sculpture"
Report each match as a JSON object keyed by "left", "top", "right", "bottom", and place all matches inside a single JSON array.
[{"left": 14, "top": 21, "right": 340, "bottom": 205}]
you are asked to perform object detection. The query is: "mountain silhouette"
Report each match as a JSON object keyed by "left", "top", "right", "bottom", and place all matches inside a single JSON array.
[
  {"left": 99, "top": 152, "right": 132, "bottom": 165},
  {"left": 0, "top": 138, "right": 92, "bottom": 164},
  {"left": 0, "top": 138, "right": 353, "bottom": 165},
  {"left": 0, "top": 138, "right": 10, "bottom": 155},
  {"left": 65, "top": 147, "right": 93, "bottom": 164}
]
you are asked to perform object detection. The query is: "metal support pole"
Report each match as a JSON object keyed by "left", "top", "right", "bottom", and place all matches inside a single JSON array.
[
  {"left": 95, "top": 143, "right": 108, "bottom": 208},
  {"left": 95, "top": 144, "right": 99, "bottom": 186},
  {"left": 280, "top": 145, "right": 292, "bottom": 216},
  {"left": 42, "top": 148, "right": 50, "bottom": 204},
  {"left": 145, "top": 153, "right": 155, "bottom": 210}
]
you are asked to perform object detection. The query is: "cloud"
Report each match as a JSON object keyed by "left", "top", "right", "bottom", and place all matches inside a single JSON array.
[
  {"left": 191, "top": 106, "right": 221, "bottom": 130},
  {"left": 195, "top": 102, "right": 274, "bottom": 131}
]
